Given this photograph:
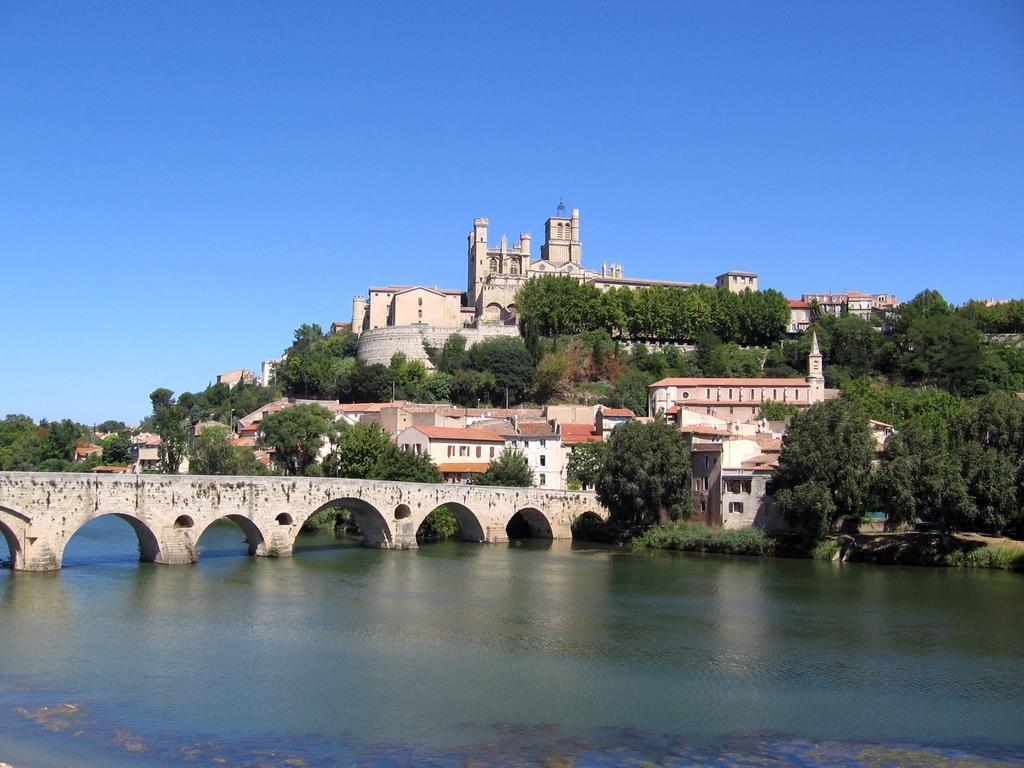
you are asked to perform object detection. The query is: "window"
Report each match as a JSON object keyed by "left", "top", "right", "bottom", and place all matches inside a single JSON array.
[
  {"left": 490, "top": 447, "right": 495, "bottom": 458},
  {"left": 417, "top": 310, "right": 422, "bottom": 318},
  {"left": 540, "top": 439, "right": 547, "bottom": 448},
  {"left": 706, "top": 388, "right": 711, "bottom": 399},
  {"left": 702, "top": 476, "right": 709, "bottom": 491},
  {"left": 540, "top": 455, "right": 546, "bottom": 467},
  {"left": 459, "top": 445, "right": 468, "bottom": 457},
  {"left": 447, "top": 446, "right": 454, "bottom": 457},
  {"left": 729, "top": 502, "right": 745, "bottom": 515},
  {"left": 539, "top": 474, "right": 546, "bottom": 486},
  {"left": 682, "top": 391, "right": 690, "bottom": 400},
  {"left": 476, "top": 446, "right": 481, "bottom": 458},
  {"left": 418, "top": 297, "right": 423, "bottom": 306},
  {"left": 700, "top": 500, "right": 707, "bottom": 513},
  {"left": 704, "top": 456, "right": 710, "bottom": 469},
  {"left": 728, "top": 388, "right": 733, "bottom": 400},
  {"left": 773, "top": 389, "right": 778, "bottom": 400}
]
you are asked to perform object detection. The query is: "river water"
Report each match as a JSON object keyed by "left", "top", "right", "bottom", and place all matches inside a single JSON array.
[{"left": 0, "top": 517, "right": 1022, "bottom": 767}]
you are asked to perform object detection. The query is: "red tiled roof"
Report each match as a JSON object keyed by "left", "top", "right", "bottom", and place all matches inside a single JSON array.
[
  {"left": 752, "top": 434, "right": 783, "bottom": 452},
  {"left": 600, "top": 407, "right": 635, "bottom": 417},
  {"left": 561, "top": 424, "right": 602, "bottom": 444},
  {"left": 741, "top": 454, "right": 779, "bottom": 470},
  {"left": 92, "top": 465, "right": 131, "bottom": 473},
  {"left": 438, "top": 462, "right": 490, "bottom": 473},
  {"left": 788, "top": 299, "right": 811, "bottom": 309},
  {"left": 517, "top": 421, "right": 557, "bottom": 438},
  {"left": 411, "top": 426, "right": 505, "bottom": 442},
  {"left": 650, "top": 377, "right": 810, "bottom": 388}
]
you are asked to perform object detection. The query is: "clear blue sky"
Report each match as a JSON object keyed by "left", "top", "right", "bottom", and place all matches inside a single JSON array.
[{"left": 2, "top": 1, "right": 1022, "bottom": 424}]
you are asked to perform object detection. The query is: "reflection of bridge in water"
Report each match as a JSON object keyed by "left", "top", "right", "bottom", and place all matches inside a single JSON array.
[{"left": 0, "top": 472, "right": 605, "bottom": 571}]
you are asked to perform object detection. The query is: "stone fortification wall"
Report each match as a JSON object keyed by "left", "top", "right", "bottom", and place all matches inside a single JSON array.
[{"left": 357, "top": 325, "right": 520, "bottom": 368}]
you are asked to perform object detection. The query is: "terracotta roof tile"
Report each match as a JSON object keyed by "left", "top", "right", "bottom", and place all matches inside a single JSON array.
[
  {"left": 411, "top": 426, "right": 505, "bottom": 442},
  {"left": 437, "top": 462, "right": 490, "bottom": 473}
]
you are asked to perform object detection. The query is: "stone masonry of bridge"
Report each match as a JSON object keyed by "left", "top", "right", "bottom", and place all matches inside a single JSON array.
[{"left": 0, "top": 472, "right": 604, "bottom": 572}]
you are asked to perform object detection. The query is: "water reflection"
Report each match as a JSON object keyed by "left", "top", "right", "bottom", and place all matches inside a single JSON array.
[{"left": 0, "top": 535, "right": 1022, "bottom": 767}]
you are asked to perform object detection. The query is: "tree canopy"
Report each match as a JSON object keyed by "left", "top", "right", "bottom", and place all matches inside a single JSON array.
[{"left": 595, "top": 420, "right": 692, "bottom": 528}]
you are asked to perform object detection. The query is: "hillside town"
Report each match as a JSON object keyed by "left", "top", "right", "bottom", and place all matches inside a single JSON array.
[{"left": 39, "top": 204, "right": 1024, "bottom": 542}]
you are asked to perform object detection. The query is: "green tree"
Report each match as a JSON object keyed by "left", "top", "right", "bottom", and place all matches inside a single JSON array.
[
  {"left": 190, "top": 425, "right": 244, "bottom": 475},
  {"left": 152, "top": 406, "right": 189, "bottom": 474},
  {"left": 595, "top": 420, "right": 692, "bottom": 529},
  {"left": 327, "top": 422, "right": 393, "bottom": 479},
  {"left": 609, "top": 368, "right": 653, "bottom": 416},
  {"left": 101, "top": 432, "right": 132, "bottom": 465},
  {"left": 758, "top": 401, "right": 799, "bottom": 421},
  {"left": 768, "top": 399, "right": 875, "bottom": 540},
  {"left": 0, "top": 414, "right": 42, "bottom": 471},
  {"left": 566, "top": 441, "right": 607, "bottom": 490},
  {"left": 259, "top": 404, "right": 336, "bottom": 476},
  {"left": 475, "top": 449, "right": 534, "bottom": 487},
  {"left": 467, "top": 337, "right": 535, "bottom": 405},
  {"left": 368, "top": 447, "right": 442, "bottom": 483},
  {"left": 875, "top": 420, "right": 971, "bottom": 532}
]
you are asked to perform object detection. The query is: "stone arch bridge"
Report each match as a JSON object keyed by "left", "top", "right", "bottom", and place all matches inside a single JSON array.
[{"left": 0, "top": 472, "right": 604, "bottom": 572}]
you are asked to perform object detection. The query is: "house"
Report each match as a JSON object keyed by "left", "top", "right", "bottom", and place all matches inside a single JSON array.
[
  {"left": 396, "top": 426, "right": 505, "bottom": 483},
  {"left": 73, "top": 442, "right": 103, "bottom": 463},
  {"left": 92, "top": 465, "right": 131, "bottom": 474},
  {"left": 787, "top": 299, "right": 812, "bottom": 334},
  {"left": 870, "top": 419, "right": 897, "bottom": 452},
  {"left": 595, "top": 406, "right": 634, "bottom": 438},
  {"left": 130, "top": 433, "right": 162, "bottom": 472},
  {"left": 685, "top": 429, "right": 786, "bottom": 532},
  {"left": 505, "top": 421, "right": 563, "bottom": 489}
]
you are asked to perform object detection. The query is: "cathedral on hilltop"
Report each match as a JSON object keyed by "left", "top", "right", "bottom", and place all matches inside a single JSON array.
[{"left": 353, "top": 202, "right": 755, "bottom": 333}]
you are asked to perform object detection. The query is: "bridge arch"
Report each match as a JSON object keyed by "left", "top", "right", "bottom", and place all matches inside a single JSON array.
[
  {"left": 302, "top": 498, "right": 392, "bottom": 548},
  {"left": 417, "top": 502, "right": 485, "bottom": 543},
  {"left": 0, "top": 509, "right": 22, "bottom": 569},
  {"left": 60, "top": 512, "right": 162, "bottom": 565},
  {"left": 195, "top": 514, "right": 267, "bottom": 557},
  {"left": 507, "top": 506, "right": 553, "bottom": 539}
]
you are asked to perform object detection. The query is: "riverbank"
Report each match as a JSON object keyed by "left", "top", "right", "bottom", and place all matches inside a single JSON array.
[{"left": 631, "top": 523, "right": 1024, "bottom": 571}]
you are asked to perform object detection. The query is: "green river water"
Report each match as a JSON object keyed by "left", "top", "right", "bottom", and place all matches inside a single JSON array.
[{"left": 0, "top": 517, "right": 1021, "bottom": 767}]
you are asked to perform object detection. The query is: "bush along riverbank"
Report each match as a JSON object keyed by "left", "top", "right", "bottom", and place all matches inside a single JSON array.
[{"left": 629, "top": 524, "right": 1024, "bottom": 572}]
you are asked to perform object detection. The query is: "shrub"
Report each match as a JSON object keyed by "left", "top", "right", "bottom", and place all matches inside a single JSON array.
[{"left": 633, "top": 523, "right": 775, "bottom": 556}]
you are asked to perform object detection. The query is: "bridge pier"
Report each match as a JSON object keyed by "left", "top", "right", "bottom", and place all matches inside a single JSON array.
[{"left": 392, "top": 518, "right": 418, "bottom": 550}]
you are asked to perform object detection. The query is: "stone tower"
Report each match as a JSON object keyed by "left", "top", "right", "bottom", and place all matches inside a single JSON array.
[
  {"left": 467, "top": 217, "right": 489, "bottom": 307},
  {"left": 540, "top": 205, "right": 582, "bottom": 264},
  {"left": 807, "top": 332, "right": 825, "bottom": 403},
  {"left": 351, "top": 295, "right": 367, "bottom": 337}
]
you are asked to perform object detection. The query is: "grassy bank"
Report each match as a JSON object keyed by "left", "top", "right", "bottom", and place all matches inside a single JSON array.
[
  {"left": 631, "top": 523, "right": 1024, "bottom": 571},
  {"left": 836, "top": 532, "right": 1024, "bottom": 571}
]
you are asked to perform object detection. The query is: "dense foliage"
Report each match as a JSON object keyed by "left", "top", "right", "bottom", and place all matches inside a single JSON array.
[
  {"left": 474, "top": 450, "right": 534, "bottom": 487},
  {"left": 768, "top": 399, "right": 876, "bottom": 541},
  {"left": 634, "top": 523, "right": 776, "bottom": 556},
  {"left": 517, "top": 276, "right": 790, "bottom": 345},
  {"left": 190, "top": 425, "right": 270, "bottom": 476},
  {"left": 595, "top": 420, "right": 692, "bottom": 528}
]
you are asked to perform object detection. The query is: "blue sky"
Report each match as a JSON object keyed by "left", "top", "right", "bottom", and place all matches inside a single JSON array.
[{"left": 2, "top": 1, "right": 1022, "bottom": 424}]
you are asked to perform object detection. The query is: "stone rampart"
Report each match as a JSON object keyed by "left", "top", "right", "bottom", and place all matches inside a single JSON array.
[{"left": 357, "top": 325, "right": 520, "bottom": 368}]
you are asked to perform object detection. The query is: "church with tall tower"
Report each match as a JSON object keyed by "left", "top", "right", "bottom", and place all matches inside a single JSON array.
[
  {"left": 466, "top": 202, "right": 720, "bottom": 324},
  {"left": 349, "top": 203, "right": 759, "bottom": 366}
]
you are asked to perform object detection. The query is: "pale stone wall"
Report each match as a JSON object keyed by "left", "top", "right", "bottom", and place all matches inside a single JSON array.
[
  {"left": 0, "top": 472, "right": 602, "bottom": 571},
  {"left": 356, "top": 324, "right": 519, "bottom": 368}
]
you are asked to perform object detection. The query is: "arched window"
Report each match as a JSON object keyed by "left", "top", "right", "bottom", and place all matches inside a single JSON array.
[
  {"left": 510, "top": 261, "right": 520, "bottom": 275},
  {"left": 489, "top": 257, "right": 498, "bottom": 273}
]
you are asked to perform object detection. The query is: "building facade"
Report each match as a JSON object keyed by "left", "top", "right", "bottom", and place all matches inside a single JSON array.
[{"left": 648, "top": 334, "right": 825, "bottom": 421}]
